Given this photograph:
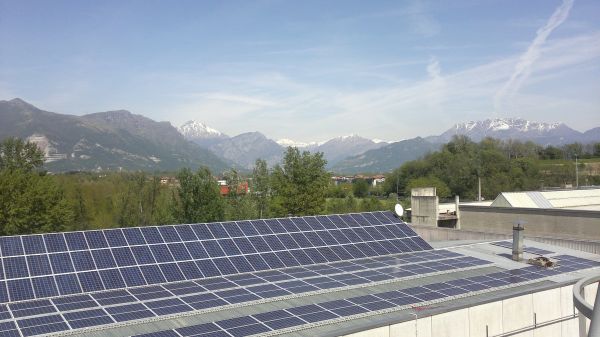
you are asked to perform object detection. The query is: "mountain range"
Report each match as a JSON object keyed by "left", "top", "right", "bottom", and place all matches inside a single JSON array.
[
  {"left": 179, "top": 117, "right": 600, "bottom": 173},
  {"left": 0, "top": 98, "right": 230, "bottom": 172},
  {"left": 1, "top": 98, "right": 599, "bottom": 173},
  {"left": 178, "top": 122, "right": 388, "bottom": 169},
  {"left": 426, "top": 118, "right": 588, "bottom": 145},
  {"left": 334, "top": 118, "right": 600, "bottom": 174}
]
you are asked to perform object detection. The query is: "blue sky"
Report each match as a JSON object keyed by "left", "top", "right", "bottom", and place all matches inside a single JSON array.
[{"left": 1, "top": 0, "right": 599, "bottom": 142}]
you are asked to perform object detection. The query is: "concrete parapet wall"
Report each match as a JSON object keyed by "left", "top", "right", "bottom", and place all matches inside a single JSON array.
[
  {"left": 459, "top": 205, "right": 600, "bottom": 240},
  {"left": 411, "top": 196, "right": 439, "bottom": 227},
  {"left": 341, "top": 285, "right": 581, "bottom": 337},
  {"left": 410, "top": 225, "right": 600, "bottom": 255}
]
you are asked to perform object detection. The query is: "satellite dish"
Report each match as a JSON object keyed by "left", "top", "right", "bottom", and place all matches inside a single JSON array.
[{"left": 394, "top": 204, "right": 404, "bottom": 217}]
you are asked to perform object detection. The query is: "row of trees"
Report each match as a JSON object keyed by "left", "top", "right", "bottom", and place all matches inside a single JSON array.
[
  {"left": 0, "top": 138, "right": 74, "bottom": 235},
  {"left": 0, "top": 139, "right": 336, "bottom": 235},
  {"left": 3, "top": 136, "right": 598, "bottom": 235},
  {"left": 492, "top": 139, "right": 600, "bottom": 160},
  {"left": 382, "top": 136, "right": 599, "bottom": 201}
]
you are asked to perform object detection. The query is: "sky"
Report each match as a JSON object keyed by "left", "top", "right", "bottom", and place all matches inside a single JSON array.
[{"left": 1, "top": 0, "right": 599, "bottom": 143}]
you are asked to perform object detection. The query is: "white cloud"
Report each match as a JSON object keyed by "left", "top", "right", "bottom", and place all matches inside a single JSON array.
[{"left": 494, "top": 0, "right": 575, "bottom": 113}]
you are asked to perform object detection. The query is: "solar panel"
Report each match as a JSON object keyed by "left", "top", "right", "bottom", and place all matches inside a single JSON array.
[
  {"left": 0, "top": 211, "right": 428, "bottom": 304},
  {"left": 1, "top": 211, "right": 597, "bottom": 337},
  {"left": 0, "top": 247, "right": 489, "bottom": 336},
  {"left": 130, "top": 254, "right": 600, "bottom": 337},
  {"left": 491, "top": 240, "right": 554, "bottom": 255}
]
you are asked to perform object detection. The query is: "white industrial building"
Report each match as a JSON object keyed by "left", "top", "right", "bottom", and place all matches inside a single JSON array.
[{"left": 490, "top": 189, "right": 600, "bottom": 211}]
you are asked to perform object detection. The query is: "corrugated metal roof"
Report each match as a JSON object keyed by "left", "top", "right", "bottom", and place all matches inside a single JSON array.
[
  {"left": 493, "top": 192, "right": 540, "bottom": 208},
  {"left": 542, "top": 189, "right": 600, "bottom": 208},
  {"left": 490, "top": 189, "right": 600, "bottom": 209},
  {"left": 527, "top": 191, "right": 553, "bottom": 208}
]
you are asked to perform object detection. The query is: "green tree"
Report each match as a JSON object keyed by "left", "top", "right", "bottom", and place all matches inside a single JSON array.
[
  {"left": 171, "top": 167, "right": 225, "bottom": 223},
  {"left": 71, "top": 185, "right": 91, "bottom": 230},
  {"left": 0, "top": 171, "right": 74, "bottom": 235},
  {"left": 405, "top": 176, "right": 451, "bottom": 198},
  {"left": 563, "top": 143, "right": 584, "bottom": 159},
  {"left": 384, "top": 136, "right": 543, "bottom": 201},
  {"left": 593, "top": 143, "right": 600, "bottom": 157},
  {"left": 223, "top": 169, "right": 257, "bottom": 220},
  {"left": 0, "top": 137, "right": 44, "bottom": 172},
  {"left": 251, "top": 159, "right": 270, "bottom": 218},
  {"left": 326, "top": 184, "right": 348, "bottom": 198},
  {"left": 539, "top": 145, "right": 563, "bottom": 160},
  {"left": 352, "top": 178, "right": 370, "bottom": 198},
  {"left": 271, "top": 147, "right": 330, "bottom": 216},
  {"left": 0, "top": 138, "right": 73, "bottom": 235},
  {"left": 359, "top": 197, "right": 383, "bottom": 212}
]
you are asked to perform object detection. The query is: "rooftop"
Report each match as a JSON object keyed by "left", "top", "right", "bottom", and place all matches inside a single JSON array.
[
  {"left": 490, "top": 188, "right": 600, "bottom": 211},
  {"left": 0, "top": 212, "right": 597, "bottom": 337}
]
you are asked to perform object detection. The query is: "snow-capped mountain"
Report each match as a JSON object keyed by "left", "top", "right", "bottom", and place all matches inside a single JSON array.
[
  {"left": 428, "top": 118, "right": 581, "bottom": 145},
  {"left": 178, "top": 120, "right": 228, "bottom": 147},
  {"left": 316, "top": 134, "right": 388, "bottom": 166},
  {"left": 177, "top": 122, "right": 391, "bottom": 168},
  {"left": 276, "top": 138, "right": 321, "bottom": 149},
  {"left": 454, "top": 118, "right": 562, "bottom": 133}
]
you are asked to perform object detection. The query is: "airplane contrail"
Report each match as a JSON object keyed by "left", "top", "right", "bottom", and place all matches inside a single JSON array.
[{"left": 494, "top": 0, "right": 575, "bottom": 114}]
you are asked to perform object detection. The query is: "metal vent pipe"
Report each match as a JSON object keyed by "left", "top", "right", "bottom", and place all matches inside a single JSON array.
[{"left": 512, "top": 223, "right": 524, "bottom": 261}]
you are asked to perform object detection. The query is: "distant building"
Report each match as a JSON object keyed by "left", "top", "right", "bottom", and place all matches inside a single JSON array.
[
  {"left": 490, "top": 189, "right": 600, "bottom": 211},
  {"left": 219, "top": 181, "right": 249, "bottom": 196},
  {"left": 371, "top": 174, "right": 386, "bottom": 187},
  {"left": 331, "top": 175, "right": 386, "bottom": 186},
  {"left": 159, "top": 176, "right": 179, "bottom": 186},
  {"left": 407, "top": 187, "right": 600, "bottom": 256}
]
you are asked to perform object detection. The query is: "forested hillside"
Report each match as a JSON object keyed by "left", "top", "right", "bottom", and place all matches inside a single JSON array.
[{"left": 382, "top": 136, "right": 600, "bottom": 201}]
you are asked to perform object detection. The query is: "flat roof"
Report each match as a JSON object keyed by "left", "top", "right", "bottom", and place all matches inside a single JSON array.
[
  {"left": 1, "top": 212, "right": 599, "bottom": 337},
  {"left": 79, "top": 240, "right": 600, "bottom": 337}
]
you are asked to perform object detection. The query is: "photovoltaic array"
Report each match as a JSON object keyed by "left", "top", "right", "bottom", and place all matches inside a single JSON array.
[
  {"left": 0, "top": 211, "right": 430, "bottom": 304},
  {"left": 0, "top": 248, "right": 491, "bottom": 336},
  {"left": 1, "top": 211, "right": 598, "bottom": 337},
  {"left": 490, "top": 240, "right": 554, "bottom": 255},
  {"left": 0, "top": 211, "right": 449, "bottom": 336},
  {"left": 132, "top": 254, "right": 600, "bottom": 337}
]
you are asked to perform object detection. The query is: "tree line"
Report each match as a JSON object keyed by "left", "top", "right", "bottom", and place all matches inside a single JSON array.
[
  {"left": 382, "top": 136, "right": 600, "bottom": 201},
  {"left": 2, "top": 136, "right": 598, "bottom": 235},
  {"left": 0, "top": 139, "right": 338, "bottom": 235}
]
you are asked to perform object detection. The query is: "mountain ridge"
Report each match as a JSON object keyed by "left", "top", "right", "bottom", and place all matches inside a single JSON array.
[
  {"left": 426, "top": 117, "right": 583, "bottom": 145},
  {"left": 2, "top": 99, "right": 599, "bottom": 174},
  {"left": 179, "top": 120, "right": 387, "bottom": 169},
  {"left": 0, "top": 99, "right": 231, "bottom": 172}
]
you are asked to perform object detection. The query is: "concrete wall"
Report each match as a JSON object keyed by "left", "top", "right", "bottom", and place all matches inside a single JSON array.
[
  {"left": 340, "top": 284, "right": 584, "bottom": 337},
  {"left": 410, "top": 224, "right": 600, "bottom": 255},
  {"left": 412, "top": 187, "right": 437, "bottom": 196},
  {"left": 411, "top": 196, "right": 439, "bottom": 227},
  {"left": 459, "top": 205, "right": 600, "bottom": 240},
  {"left": 410, "top": 188, "right": 439, "bottom": 227}
]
